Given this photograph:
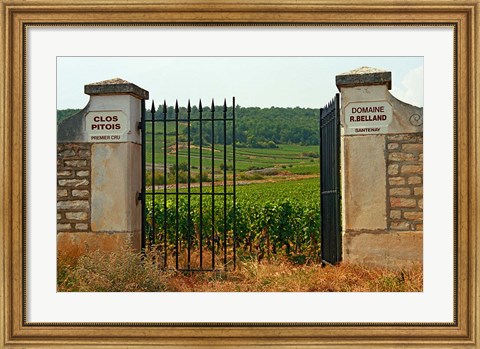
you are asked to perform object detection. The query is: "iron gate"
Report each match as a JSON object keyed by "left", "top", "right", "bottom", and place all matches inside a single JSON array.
[
  {"left": 319, "top": 93, "right": 342, "bottom": 265},
  {"left": 140, "top": 98, "right": 236, "bottom": 271}
]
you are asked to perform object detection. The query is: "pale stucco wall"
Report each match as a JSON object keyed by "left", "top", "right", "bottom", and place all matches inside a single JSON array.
[
  {"left": 91, "top": 142, "right": 141, "bottom": 233},
  {"left": 343, "top": 231, "right": 423, "bottom": 268},
  {"left": 343, "top": 135, "right": 387, "bottom": 231}
]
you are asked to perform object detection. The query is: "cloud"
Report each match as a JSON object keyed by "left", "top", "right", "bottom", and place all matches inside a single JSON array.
[{"left": 391, "top": 65, "right": 424, "bottom": 107}]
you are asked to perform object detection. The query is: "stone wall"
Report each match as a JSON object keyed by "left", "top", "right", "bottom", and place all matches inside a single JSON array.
[
  {"left": 386, "top": 133, "right": 423, "bottom": 232},
  {"left": 337, "top": 66, "right": 423, "bottom": 268},
  {"left": 57, "top": 143, "right": 92, "bottom": 233},
  {"left": 57, "top": 78, "right": 147, "bottom": 255}
]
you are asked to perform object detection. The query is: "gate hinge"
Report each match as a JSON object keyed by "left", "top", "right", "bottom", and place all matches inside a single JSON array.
[
  {"left": 137, "top": 192, "right": 143, "bottom": 202},
  {"left": 137, "top": 122, "right": 142, "bottom": 131}
]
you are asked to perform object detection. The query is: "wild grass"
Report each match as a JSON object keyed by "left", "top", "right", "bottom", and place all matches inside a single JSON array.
[
  {"left": 57, "top": 245, "right": 172, "bottom": 292},
  {"left": 166, "top": 254, "right": 422, "bottom": 292},
  {"left": 58, "top": 247, "right": 422, "bottom": 292}
]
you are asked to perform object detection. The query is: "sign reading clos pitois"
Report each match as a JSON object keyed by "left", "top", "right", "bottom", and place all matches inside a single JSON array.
[
  {"left": 344, "top": 101, "right": 393, "bottom": 135},
  {"left": 86, "top": 110, "right": 128, "bottom": 142}
]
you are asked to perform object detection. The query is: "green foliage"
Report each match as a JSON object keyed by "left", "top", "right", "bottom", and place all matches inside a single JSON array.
[
  {"left": 233, "top": 106, "right": 319, "bottom": 147},
  {"left": 105, "top": 105, "right": 318, "bottom": 148},
  {"left": 58, "top": 105, "right": 320, "bottom": 146},
  {"left": 302, "top": 151, "right": 320, "bottom": 158},
  {"left": 145, "top": 171, "right": 165, "bottom": 186},
  {"left": 57, "top": 108, "right": 82, "bottom": 124},
  {"left": 144, "top": 178, "right": 321, "bottom": 260}
]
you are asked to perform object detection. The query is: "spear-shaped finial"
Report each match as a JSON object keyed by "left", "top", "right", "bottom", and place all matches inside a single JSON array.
[
  {"left": 211, "top": 98, "right": 215, "bottom": 112},
  {"left": 175, "top": 99, "right": 179, "bottom": 113},
  {"left": 223, "top": 98, "right": 227, "bottom": 113},
  {"left": 162, "top": 100, "right": 167, "bottom": 114},
  {"left": 199, "top": 99, "right": 203, "bottom": 113},
  {"left": 151, "top": 100, "right": 156, "bottom": 114},
  {"left": 187, "top": 99, "right": 191, "bottom": 113}
]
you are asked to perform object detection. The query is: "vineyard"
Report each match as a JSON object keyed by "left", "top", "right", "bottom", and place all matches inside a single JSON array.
[
  {"left": 145, "top": 178, "right": 321, "bottom": 269},
  {"left": 142, "top": 107, "right": 322, "bottom": 270},
  {"left": 145, "top": 138, "right": 320, "bottom": 178},
  {"left": 58, "top": 107, "right": 324, "bottom": 270},
  {"left": 56, "top": 107, "right": 425, "bottom": 293}
]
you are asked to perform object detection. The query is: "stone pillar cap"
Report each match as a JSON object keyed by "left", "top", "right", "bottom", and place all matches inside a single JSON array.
[
  {"left": 336, "top": 66, "right": 392, "bottom": 90},
  {"left": 85, "top": 78, "right": 149, "bottom": 100}
]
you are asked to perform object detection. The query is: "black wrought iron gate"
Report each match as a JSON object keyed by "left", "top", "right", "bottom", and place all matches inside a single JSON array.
[
  {"left": 139, "top": 98, "right": 236, "bottom": 271},
  {"left": 319, "top": 93, "right": 342, "bottom": 265}
]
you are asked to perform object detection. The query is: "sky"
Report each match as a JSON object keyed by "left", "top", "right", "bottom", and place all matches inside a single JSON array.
[{"left": 57, "top": 56, "right": 423, "bottom": 110}]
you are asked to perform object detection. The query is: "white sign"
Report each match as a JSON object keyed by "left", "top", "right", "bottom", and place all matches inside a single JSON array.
[
  {"left": 86, "top": 110, "right": 128, "bottom": 142},
  {"left": 344, "top": 101, "right": 393, "bottom": 135}
]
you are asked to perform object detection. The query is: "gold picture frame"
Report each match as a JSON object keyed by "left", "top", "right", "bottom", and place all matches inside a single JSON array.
[{"left": 1, "top": 0, "right": 479, "bottom": 347}]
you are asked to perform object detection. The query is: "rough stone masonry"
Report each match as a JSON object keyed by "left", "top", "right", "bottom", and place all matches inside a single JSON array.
[
  {"left": 57, "top": 143, "right": 92, "bottom": 232},
  {"left": 386, "top": 134, "right": 423, "bottom": 232}
]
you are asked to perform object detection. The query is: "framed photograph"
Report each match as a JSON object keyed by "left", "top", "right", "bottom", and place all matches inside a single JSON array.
[{"left": 1, "top": 0, "right": 478, "bottom": 348}]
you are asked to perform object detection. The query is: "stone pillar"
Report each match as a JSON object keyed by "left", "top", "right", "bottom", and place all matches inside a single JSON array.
[
  {"left": 57, "top": 78, "right": 148, "bottom": 255},
  {"left": 336, "top": 67, "right": 423, "bottom": 269}
]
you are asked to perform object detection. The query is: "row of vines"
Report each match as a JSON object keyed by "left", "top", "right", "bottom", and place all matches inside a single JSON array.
[{"left": 144, "top": 178, "right": 321, "bottom": 264}]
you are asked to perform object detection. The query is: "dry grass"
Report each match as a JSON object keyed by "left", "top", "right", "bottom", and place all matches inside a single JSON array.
[
  {"left": 166, "top": 256, "right": 423, "bottom": 292},
  {"left": 58, "top": 248, "right": 423, "bottom": 292},
  {"left": 57, "top": 245, "right": 172, "bottom": 292}
]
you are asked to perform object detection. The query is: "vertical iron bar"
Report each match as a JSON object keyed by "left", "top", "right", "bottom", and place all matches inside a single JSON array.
[
  {"left": 151, "top": 101, "right": 156, "bottom": 248},
  {"left": 335, "top": 93, "right": 342, "bottom": 262},
  {"left": 319, "top": 108, "right": 323, "bottom": 262},
  {"left": 175, "top": 100, "right": 179, "bottom": 270},
  {"left": 326, "top": 107, "right": 329, "bottom": 263},
  {"left": 328, "top": 107, "right": 331, "bottom": 263},
  {"left": 199, "top": 100, "right": 203, "bottom": 269},
  {"left": 163, "top": 100, "right": 168, "bottom": 268},
  {"left": 187, "top": 100, "right": 192, "bottom": 270},
  {"left": 319, "top": 108, "right": 322, "bottom": 262},
  {"left": 330, "top": 100, "right": 334, "bottom": 262},
  {"left": 211, "top": 99, "right": 215, "bottom": 270},
  {"left": 328, "top": 108, "right": 331, "bottom": 263},
  {"left": 223, "top": 99, "right": 228, "bottom": 269},
  {"left": 232, "top": 97, "right": 236, "bottom": 270},
  {"left": 330, "top": 104, "right": 334, "bottom": 262},
  {"left": 140, "top": 99, "right": 146, "bottom": 252},
  {"left": 329, "top": 111, "right": 332, "bottom": 260}
]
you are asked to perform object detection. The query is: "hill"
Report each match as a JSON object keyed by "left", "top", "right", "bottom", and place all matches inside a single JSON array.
[{"left": 58, "top": 105, "right": 320, "bottom": 147}]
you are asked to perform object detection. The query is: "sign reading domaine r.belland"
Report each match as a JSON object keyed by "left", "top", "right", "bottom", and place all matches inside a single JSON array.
[
  {"left": 344, "top": 101, "right": 393, "bottom": 135},
  {"left": 86, "top": 110, "right": 128, "bottom": 142}
]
